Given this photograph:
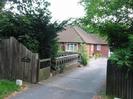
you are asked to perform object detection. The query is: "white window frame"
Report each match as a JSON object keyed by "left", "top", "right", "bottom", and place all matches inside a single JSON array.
[
  {"left": 66, "top": 43, "right": 78, "bottom": 52},
  {"left": 96, "top": 45, "right": 101, "bottom": 51}
]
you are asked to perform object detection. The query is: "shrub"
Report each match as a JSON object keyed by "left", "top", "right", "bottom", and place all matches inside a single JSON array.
[
  {"left": 109, "top": 49, "right": 132, "bottom": 70},
  {"left": 94, "top": 51, "right": 102, "bottom": 59},
  {"left": 79, "top": 44, "right": 89, "bottom": 66},
  {"left": 109, "top": 34, "right": 133, "bottom": 71}
]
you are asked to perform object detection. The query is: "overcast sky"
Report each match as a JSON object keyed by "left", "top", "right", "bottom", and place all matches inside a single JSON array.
[{"left": 49, "top": 0, "right": 85, "bottom": 21}]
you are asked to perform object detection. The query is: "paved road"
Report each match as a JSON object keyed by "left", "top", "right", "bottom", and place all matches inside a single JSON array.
[{"left": 10, "top": 58, "right": 107, "bottom": 99}]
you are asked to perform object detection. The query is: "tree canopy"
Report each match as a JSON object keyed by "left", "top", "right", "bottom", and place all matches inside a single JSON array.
[
  {"left": 81, "top": 0, "right": 133, "bottom": 50},
  {"left": 81, "top": 0, "right": 133, "bottom": 70},
  {"left": 0, "top": 0, "right": 66, "bottom": 58}
]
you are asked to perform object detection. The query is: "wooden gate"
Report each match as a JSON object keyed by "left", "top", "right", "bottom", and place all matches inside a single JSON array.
[{"left": 0, "top": 37, "right": 39, "bottom": 83}]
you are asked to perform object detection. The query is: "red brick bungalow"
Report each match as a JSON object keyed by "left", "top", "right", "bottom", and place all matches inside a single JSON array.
[{"left": 57, "top": 26, "right": 109, "bottom": 57}]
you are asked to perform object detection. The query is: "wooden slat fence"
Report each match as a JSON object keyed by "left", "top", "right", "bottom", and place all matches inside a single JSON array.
[
  {"left": 0, "top": 37, "right": 39, "bottom": 83},
  {"left": 106, "top": 60, "right": 133, "bottom": 99},
  {"left": 0, "top": 37, "right": 80, "bottom": 83}
]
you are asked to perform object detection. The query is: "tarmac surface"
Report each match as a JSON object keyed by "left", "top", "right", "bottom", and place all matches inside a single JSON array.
[{"left": 10, "top": 58, "right": 107, "bottom": 99}]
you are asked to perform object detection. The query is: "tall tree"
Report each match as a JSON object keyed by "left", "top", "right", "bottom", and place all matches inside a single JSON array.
[
  {"left": 0, "top": 0, "right": 66, "bottom": 58},
  {"left": 81, "top": 0, "right": 133, "bottom": 50},
  {"left": 81, "top": 0, "right": 133, "bottom": 70}
]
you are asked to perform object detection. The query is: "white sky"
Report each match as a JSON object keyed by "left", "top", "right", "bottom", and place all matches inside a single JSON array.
[
  {"left": 5, "top": 0, "right": 85, "bottom": 21},
  {"left": 49, "top": 0, "right": 85, "bottom": 21}
]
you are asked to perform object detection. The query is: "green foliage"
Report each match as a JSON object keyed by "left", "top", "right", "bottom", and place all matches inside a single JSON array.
[
  {"left": 0, "top": 80, "right": 20, "bottom": 99},
  {"left": 0, "top": 0, "right": 66, "bottom": 59},
  {"left": 81, "top": 0, "right": 133, "bottom": 70},
  {"left": 98, "top": 22, "right": 129, "bottom": 51},
  {"left": 94, "top": 51, "right": 102, "bottom": 59},
  {"left": 79, "top": 44, "right": 89, "bottom": 66},
  {"left": 58, "top": 45, "right": 64, "bottom": 53},
  {"left": 109, "top": 48, "right": 133, "bottom": 70},
  {"left": 109, "top": 34, "right": 133, "bottom": 70},
  {"left": 20, "top": 35, "right": 39, "bottom": 52},
  {"left": 81, "top": 0, "right": 133, "bottom": 50},
  {"left": 101, "top": 96, "right": 114, "bottom": 99}
]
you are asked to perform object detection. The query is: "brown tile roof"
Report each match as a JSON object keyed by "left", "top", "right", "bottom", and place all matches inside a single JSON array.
[
  {"left": 57, "top": 26, "right": 108, "bottom": 44},
  {"left": 57, "top": 27, "right": 84, "bottom": 43}
]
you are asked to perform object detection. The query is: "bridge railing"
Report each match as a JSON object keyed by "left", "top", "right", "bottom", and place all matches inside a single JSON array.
[
  {"left": 52, "top": 54, "right": 79, "bottom": 73},
  {"left": 39, "top": 53, "right": 80, "bottom": 80}
]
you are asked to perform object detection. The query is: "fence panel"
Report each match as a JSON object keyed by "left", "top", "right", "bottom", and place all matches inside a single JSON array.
[{"left": 106, "top": 60, "right": 133, "bottom": 99}]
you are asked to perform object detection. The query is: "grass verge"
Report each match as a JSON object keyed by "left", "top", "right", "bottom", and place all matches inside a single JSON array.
[
  {"left": 101, "top": 96, "right": 114, "bottom": 99},
  {"left": 98, "top": 88, "right": 114, "bottom": 99},
  {"left": 0, "top": 80, "right": 20, "bottom": 99}
]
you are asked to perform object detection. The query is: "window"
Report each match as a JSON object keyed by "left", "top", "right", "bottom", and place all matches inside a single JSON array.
[
  {"left": 96, "top": 45, "right": 101, "bottom": 51},
  {"left": 66, "top": 43, "right": 78, "bottom": 52}
]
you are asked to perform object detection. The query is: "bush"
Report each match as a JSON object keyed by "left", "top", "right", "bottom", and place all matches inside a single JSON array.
[
  {"left": 79, "top": 44, "right": 89, "bottom": 66},
  {"left": 94, "top": 51, "right": 102, "bottom": 59},
  {"left": 109, "top": 34, "right": 133, "bottom": 71},
  {"left": 109, "top": 49, "right": 132, "bottom": 70}
]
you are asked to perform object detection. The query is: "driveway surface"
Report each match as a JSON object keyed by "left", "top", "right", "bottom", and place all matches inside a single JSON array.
[{"left": 10, "top": 58, "right": 107, "bottom": 99}]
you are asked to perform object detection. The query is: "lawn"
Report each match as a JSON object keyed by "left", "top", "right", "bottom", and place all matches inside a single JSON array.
[{"left": 0, "top": 80, "right": 20, "bottom": 99}]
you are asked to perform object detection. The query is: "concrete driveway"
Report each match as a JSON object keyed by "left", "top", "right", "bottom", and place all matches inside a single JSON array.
[{"left": 10, "top": 58, "right": 107, "bottom": 99}]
